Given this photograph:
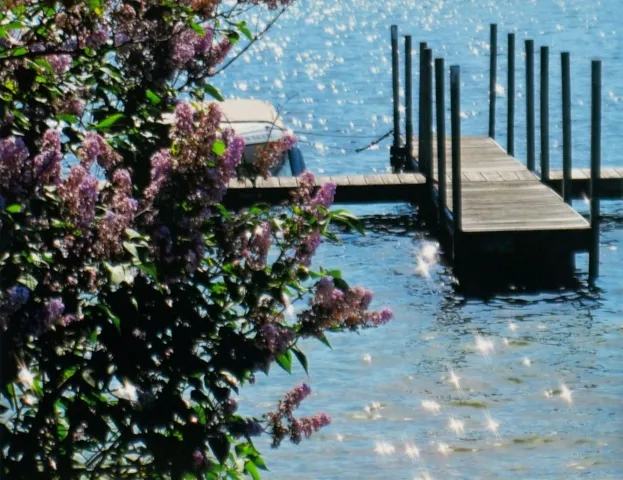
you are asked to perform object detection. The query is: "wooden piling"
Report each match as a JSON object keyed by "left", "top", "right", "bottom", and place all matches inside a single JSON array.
[
  {"left": 489, "top": 24, "right": 497, "bottom": 139},
  {"left": 419, "top": 41, "right": 428, "bottom": 171},
  {"left": 390, "top": 25, "right": 401, "bottom": 172},
  {"left": 561, "top": 52, "right": 572, "bottom": 204},
  {"left": 424, "top": 48, "right": 434, "bottom": 199},
  {"left": 589, "top": 59, "right": 601, "bottom": 282},
  {"left": 540, "top": 46, "right": 550, "bottom": 180},
  {"left": 405, "top": 35, "right": 415, "bottom": 172},
  {"left": 450, "top": 65, "right": 462, "bottom": 235},
  {"left": 435, "top": 57, "right": 447, "bottom": 219},
  {"left": 507, "top": 32, "right": 515, "bottom": 156},
  {"left": 526, "top": 39, "right": 535, "bottom": 172}
]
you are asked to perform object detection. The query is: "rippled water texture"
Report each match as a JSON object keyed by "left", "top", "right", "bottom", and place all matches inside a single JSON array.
[{"left": 219, "top": 0, "right": 623, "bottom": 478}]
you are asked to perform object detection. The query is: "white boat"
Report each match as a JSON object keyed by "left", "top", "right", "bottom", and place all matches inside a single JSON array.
[{"left": 163, "top": 99, "right": 305, "bottom": 176}]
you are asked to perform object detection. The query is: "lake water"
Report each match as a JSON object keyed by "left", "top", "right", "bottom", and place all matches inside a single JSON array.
[{"left": 216, "top": 0, "right": 623, "bottom": 478}]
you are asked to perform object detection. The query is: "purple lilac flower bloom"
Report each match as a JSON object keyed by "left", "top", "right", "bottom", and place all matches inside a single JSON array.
[
  {"left": 191, "top": 450, "right": 204, "bottom": 467},
  {"left": 48, "top": 55, "right": 72, "bottom": 74},
  {"left": 170, "top": 30, "right": 200, "bottom": 66},
  {"left": 279, "top": 384, "right": 312, "bottom": 415},
  {"left": 45, "top": 298, "right": 65, "bottom": 326},
  {"left": 173, "top": 102, "right": 194, "bottom": 137},
  {"left": 310, "top": 182, "right": 336, "bottom": 210},
  {"left": 295, "top": 231, "right": 322, "bottom": 266},
  {"left": 60, "top": 165, "right": 99, "bottom": 228},
  {"left": 0, "top": 136, "right": 30, "bottom": 190},
  {"left": 8, "top": 286, "right": 30, "bottom": 307},
  {"left": 314, "top": 277, "right": 335, "bottom": 308},
  {"left": 34, "top": 129, "right": 62, "bottom": 186},
  {"left": 195, "top": 28, "right": 214, "bottom": 54},
  {"left": 85, "top": 28, "right": 109, "bottom": 48},
  {"left": 114, "top": 33, "right": 130, "bottom": 47},
  {"left": 145, "top": 149, "right": 172, "bottom": 200}
]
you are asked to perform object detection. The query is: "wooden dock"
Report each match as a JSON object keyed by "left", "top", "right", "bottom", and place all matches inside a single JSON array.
[{"left": 227, "top": 25, "right": 617, "bottom": 286}]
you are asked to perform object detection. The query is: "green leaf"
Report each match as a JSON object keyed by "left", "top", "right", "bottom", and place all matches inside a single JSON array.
[
  {"left": 6, "top": 203, "right": 22, "bottom": 213},
  {"left": 9, "top": 47, "right": 27, "bottom": 57},
  {"left": 275, "top": 350, "right": 292, "bottom": 374},
  {"left": 17, "top": 274, "right": 37, "bottom": 291},
  {"left": 56, "top": 114, "right": 78, "bottom": 124},
  {"left": 215, "top": 203, "right": 232, "bottom": 221},
  {"left": 325, "top": 269, "right": 342, "bottom": 279},
  {"left": 292, "top": 347, "right": 309, "bottom": 375},
  {"left": 95, "top": 113, "right": 124, "bottom": 130},
  {"left": 204, "top": 84, "right": 224, "bottom": 101},
  {"left": 208, "top": 434, "right": 230, "bottom": 464},
  {"left": 125, "top": 228, "right": 143, "bottom": 240},
  {"left": 237, "top": 22, "right": 254, "bottom": 42},
  {"left": 123, "top": 242, "right": 140, "bottom": 260},
  {"left": 244, "top": 461, "right": 261, "bottom": 480},
  {"left": 99, "top": 304, "right": 121, "bottom": 333},
  {"left": 105, "top": 263, "right": 131, "bottom": 286},
  {"left": 317, "top": 333, "right": 332, "bottom": 349},
  {"left": 137, "top": 263, "right": 157, "bottom": 280},
  {"left": 145, "top": 89, "right": 161, "bottom": 104},
  {"left": 212, "top": 140, "right": 226, "bottom": 157},
  {"left": 189, "top": 22, "right": 205, "bottom": 36}
]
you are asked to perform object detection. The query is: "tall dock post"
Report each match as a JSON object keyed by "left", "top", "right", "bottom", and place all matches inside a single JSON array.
[
  {"left": 589, "top": 60, "right": 602, "bottom": 283},
  {"left": 435, "top": 57, "right": 447, "bottom": 220},
  {"left": 526, "top": 39, "right": 536, "bottom": 172},
  {"left": 540, "top": 46, "right": 550, "bottom": 180},
  {"left": 450, "top": 65, "right": 462, "bottom": 241},
  {"left": 390, "top": 25, "right": 402, "bottom": 172},
  {"left": 405, "top": 35, "right": 415, "bottom": 171},
  {"left": 424, "top": 48, "right": 434, "bottom": 200},
  {"left": 419, "top": 41, "right": 428, "bottom": 171},
  {"left": 507, "top": 32, "right": 515, "bottom": 156},
  {"left": 561, "top": 52, "right": 572, "bottom": 204},
  {"left": 489, "top": 24, "right": 498, "bottom": 139}
]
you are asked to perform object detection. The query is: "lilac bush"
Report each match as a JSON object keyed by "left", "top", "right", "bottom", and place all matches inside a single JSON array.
[{"left": 0, "top": 1, "right": 393, "bottom": 479}]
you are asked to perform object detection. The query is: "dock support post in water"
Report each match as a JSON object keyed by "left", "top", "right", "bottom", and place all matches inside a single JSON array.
[
  {"left": 404, "top": 35, "right": 415, "bottom": 171},
  {"left": 390, "top": 25, "right": 402, "bottom": 172},
  {"left": 424, "top": 48, "right": 434, "bottom": 201},
  {"left": 419, "top": 41, "right": 428, "bottom": 171},
  {"left": 589, "top": 59, "right": 602, "bottom": 283},
  {"left": 450, "top": 65, "right": 462, "bottom": 258},
  {"left": 526, "top": 39, "right": 536, "bottom": 172},
  {"left": 507, "top": 32, "right": 515, "bottom": 156},
  {"left": 435, "top": 57, "right": 447, "bottom": 221},
  {"left": 489, "top": 24, "right": 497, "bottom": 139},
  {"left": 561, "top": 52, "right": 572, "bottom": 204},
  {"left": 540, "top": 46, "right": 550, "bottom": 180}
]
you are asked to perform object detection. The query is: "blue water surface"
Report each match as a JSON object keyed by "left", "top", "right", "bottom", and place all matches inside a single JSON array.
[{"left": 215, "top": 0, "right": 623, "bottom": 478}]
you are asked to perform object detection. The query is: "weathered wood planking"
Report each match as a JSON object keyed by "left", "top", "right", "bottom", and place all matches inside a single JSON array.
[
  {"left": 410, "top": 136, "right": 591, "bottom": 257},
  {"left": 225, "top": 173, "right": 426, "bottom": 207}
]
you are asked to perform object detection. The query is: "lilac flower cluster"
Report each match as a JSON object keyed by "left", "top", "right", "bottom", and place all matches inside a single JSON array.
[
  {"left": 33, "top": 130, "right": 62, "bottom": 186},
  {"left": 261, "top": 323, "right": 294, "bottom": 354},
  {"left": 95, "top": 169, "right": 138, "bottom": 256},
  {"left": 169, "top": 27, "right": 233, "bottom": 73},
  {"left": 60, "top": 165, "right": 99, "bottom": 228},
  {"left": 0, "top": 136, "right": 30, "bottom": 192},
  {"left": 302, "top": 277, "right": 394, "bottom": 333},
  {"left": 255, "top": 134, "right": 297, "bottom": 179},
  {"left": 266, "top": 383, "right": 332, "bottom": 447},
  {"left": 44, "top": 298, "right": 65, "bottom": 326},
  {"left": 80, "top": 132, "right": 121, "bottom": 169},
  {"left": 5, "top": 286, "right": 30, "bottom": 313},
  {"left": 290, "top": 413, "right": 331, "bottom": 444},
  {"left": 295, "top": 231, "right": 321, "bottom": 266},
  {"left": 242, "top": 222, "right": 272, "bottom": 270},
  {"left": 48, "top": 55, "right": 72, "bottom": 74}
]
